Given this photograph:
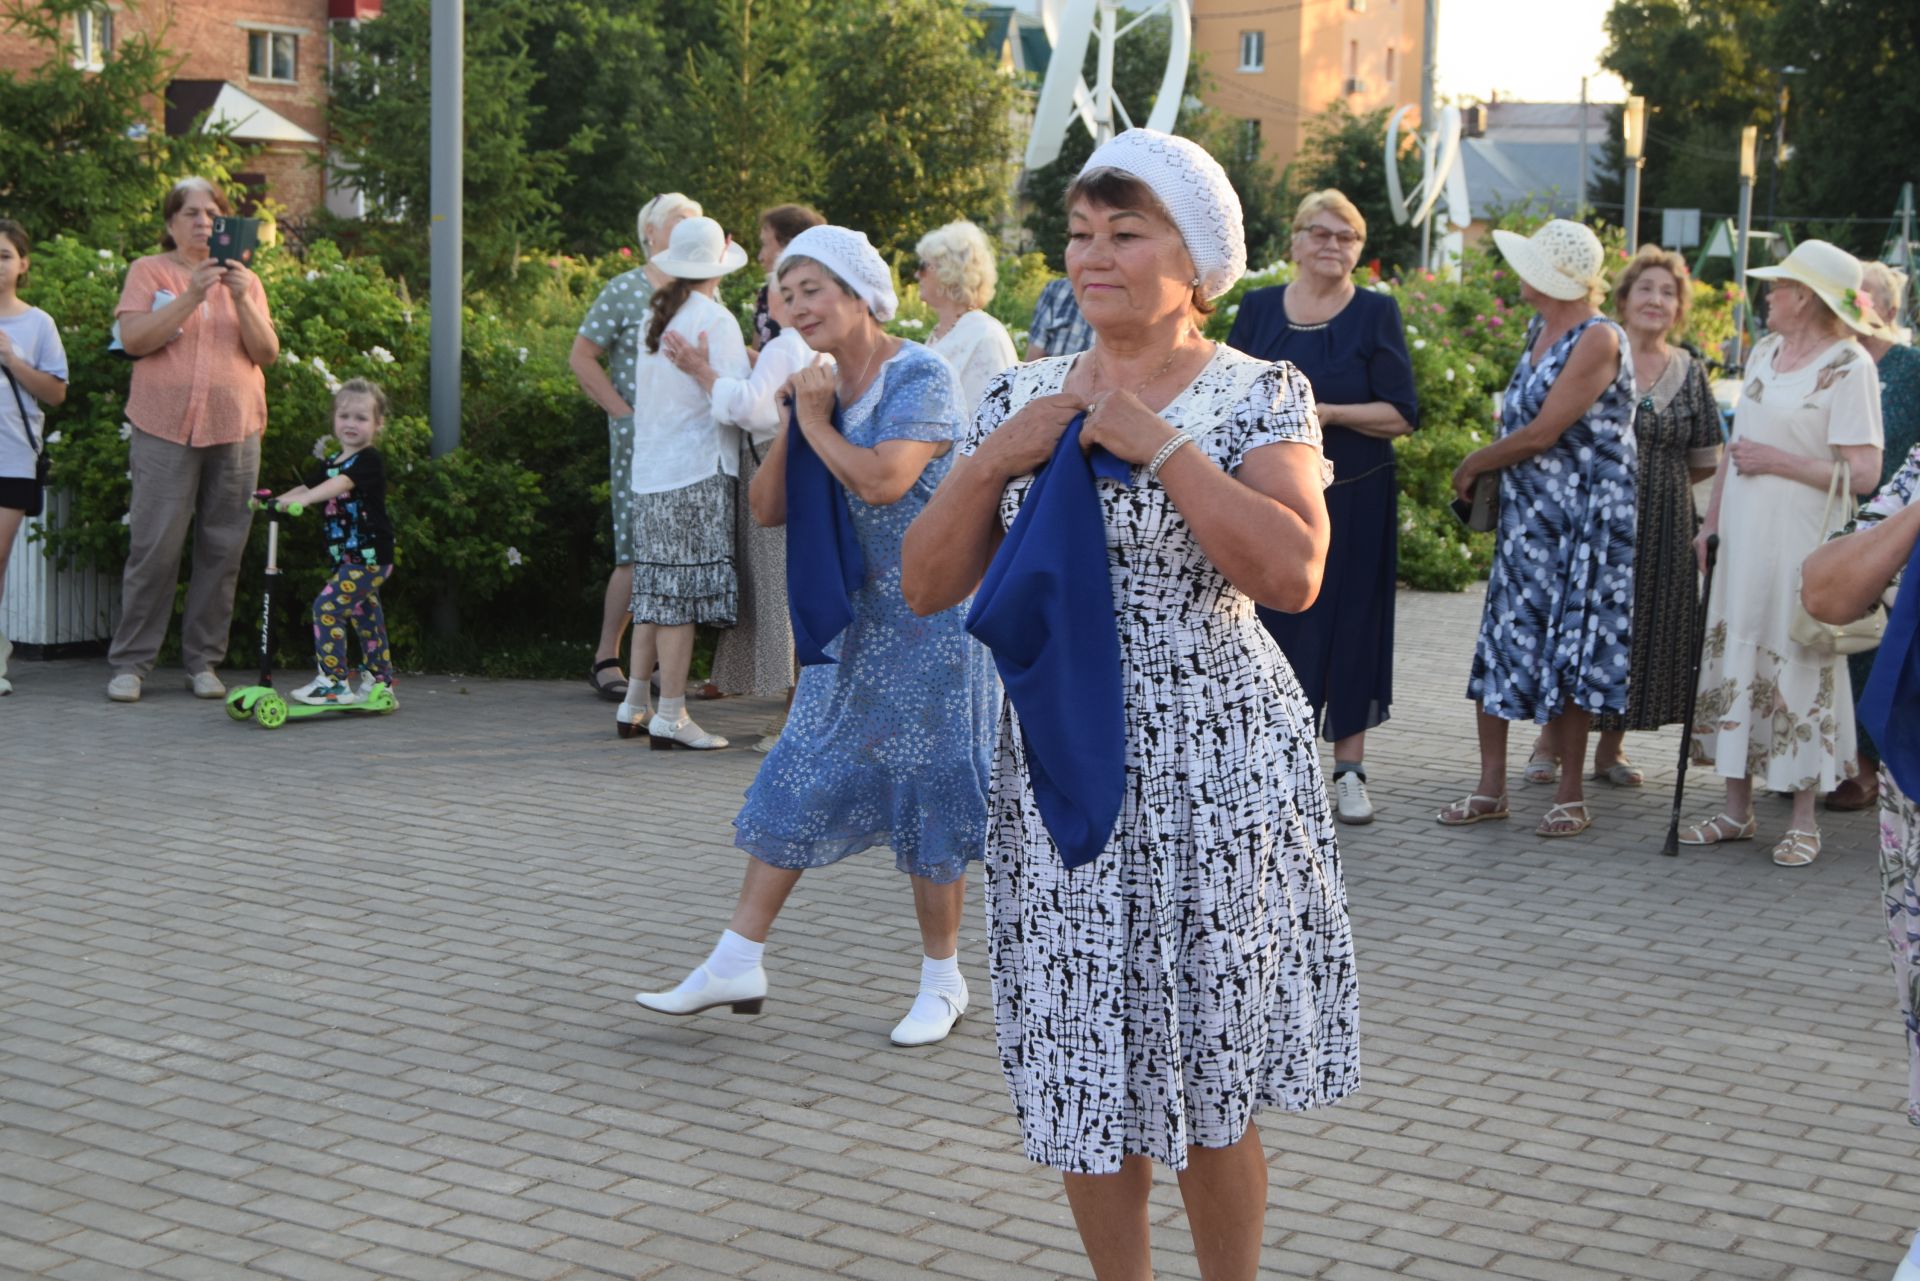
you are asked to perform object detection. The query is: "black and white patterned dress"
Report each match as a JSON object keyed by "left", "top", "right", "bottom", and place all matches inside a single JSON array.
[{"left": 963, "top": 346, "right": 1361, "bottom": 1175}]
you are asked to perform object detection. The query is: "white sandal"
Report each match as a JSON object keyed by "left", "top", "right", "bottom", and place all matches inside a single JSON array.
[
  {"left": 1677, "top": 813, "right": 1758, "bottom": 846},
  {"left": 1772, "top": 829, "right": 1821, "bottom": 867}
]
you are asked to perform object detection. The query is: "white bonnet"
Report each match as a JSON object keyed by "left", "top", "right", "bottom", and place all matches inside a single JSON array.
[
  {"left": 777, "top": 225, "right": 900, "bottom": 323},
  {"left": 1077, "top": 129, "right": 1246, "bottom": 300}
]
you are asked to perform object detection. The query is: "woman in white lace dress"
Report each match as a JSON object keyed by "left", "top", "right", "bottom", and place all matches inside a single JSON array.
[{"left": 903, "top": 129, "right": 1357, "bottom": 1281}]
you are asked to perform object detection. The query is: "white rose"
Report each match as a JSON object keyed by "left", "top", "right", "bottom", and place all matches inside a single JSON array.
[
  {"left": 118, "top": 423, "right": 133, "bottom": 441},
  {"left": 45, "top": 431, "right": 61, "bottom": 444},
  {"left": 1444, "top": 368, "right": 1455, "bottom": 382},
  {"left": 505, "top": 546, "right": 524, "bottom": 567},
  {"left": 369, "top": 346, "right": 395, "bottom": 365},
  {"left": 1413, "top": 338, "right": 1427, "bottom": 350}
]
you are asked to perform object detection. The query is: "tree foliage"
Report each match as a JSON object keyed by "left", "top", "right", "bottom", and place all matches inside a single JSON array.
[
  {"left": 1600, "top": 0, "right": 1919, "bottom": 256},
  {"left": 0, "top": 0, "right": 247, "bottom": 250}
]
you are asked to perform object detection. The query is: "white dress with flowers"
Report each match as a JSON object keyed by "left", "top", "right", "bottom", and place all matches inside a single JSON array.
[{"left": 1692, "top": 335, "right": 1883, "bottom": 792}]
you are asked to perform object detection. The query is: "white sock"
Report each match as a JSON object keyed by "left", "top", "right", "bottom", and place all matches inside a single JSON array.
[
  {"left": 920, "top": 952, "right": 965, "bottom": 998},
  {"left": 705, "top": 929, "right": 763, "bottom": 980},
  {"left": 657, "top": 695, "right": 687, "bottom": 723}
]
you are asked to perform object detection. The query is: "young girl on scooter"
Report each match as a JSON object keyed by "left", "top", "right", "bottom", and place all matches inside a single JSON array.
[{"left": 274, "top": 379, "right": 396, "bottom": 706}]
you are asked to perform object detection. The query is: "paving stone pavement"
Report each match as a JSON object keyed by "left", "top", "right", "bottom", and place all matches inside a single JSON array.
[{"left": 0, "top": 586, "right": 1909, "bottom": 1281}]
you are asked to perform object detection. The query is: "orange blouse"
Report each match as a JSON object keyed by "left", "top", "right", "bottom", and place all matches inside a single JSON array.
[{"left": 116, "top": 254, "right": 272, "bottom": 446}]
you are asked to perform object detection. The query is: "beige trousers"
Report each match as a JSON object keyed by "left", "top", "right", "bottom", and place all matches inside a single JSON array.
[{"left": 108, "top": 428, "right": 261, "bottom": 677}]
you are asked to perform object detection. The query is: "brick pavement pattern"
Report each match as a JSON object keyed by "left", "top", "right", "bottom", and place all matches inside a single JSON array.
[{"left": 0, "top": 586, "right": 1907, "bottom": 1281}]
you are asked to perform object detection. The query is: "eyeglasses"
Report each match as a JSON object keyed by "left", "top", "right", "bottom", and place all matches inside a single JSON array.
[{"left": 1300, "top": 226, "right": 1362, "bottom": 248}]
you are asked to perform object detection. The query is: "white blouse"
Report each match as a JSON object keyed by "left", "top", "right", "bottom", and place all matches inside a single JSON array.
[
  {"left": 929, "top": 309, "right": 1019, "bottom": 418},
  {"left": 629, "top": 291, "right": 752, "bottom": 495},
  {"left": 709, "top": 328, "right": 829, "bottom": 445}
]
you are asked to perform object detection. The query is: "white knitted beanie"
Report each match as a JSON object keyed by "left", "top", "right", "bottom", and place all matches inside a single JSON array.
[
  {"left": 1078, "top": 129, "right": 1247, "bottom": 300},
  {"left": 777, "top": 226, "right": 900, "bottom": 323}
]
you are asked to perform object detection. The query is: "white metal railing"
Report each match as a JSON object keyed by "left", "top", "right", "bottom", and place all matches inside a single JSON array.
[{"left": 0, "top": 488, "right": 119, "bottom": 647}]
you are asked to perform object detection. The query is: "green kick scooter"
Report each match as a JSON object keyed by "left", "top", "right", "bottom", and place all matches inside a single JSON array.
[{"left": 225, "top": 492, "right": 399, "bottom": 728}]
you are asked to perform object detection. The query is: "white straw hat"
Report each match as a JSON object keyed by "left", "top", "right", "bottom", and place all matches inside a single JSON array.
[
  {"left": 1492, "top": 220, "right": 1607, "bottom": 302},
  {"left": 650, "top": 216, "right": 748, "bottom": 281},
  {"left": 1747, "top": 240, "right": 1877, "bottom": 337}
]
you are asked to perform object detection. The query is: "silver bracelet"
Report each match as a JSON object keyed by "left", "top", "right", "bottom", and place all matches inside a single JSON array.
[{"left": 1144, "top": 432, "right": 1193, "bottom": 481}]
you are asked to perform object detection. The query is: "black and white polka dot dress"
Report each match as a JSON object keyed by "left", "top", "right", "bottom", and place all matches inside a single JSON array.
[{"left": 963, "top": 346, "right": 1360, "bottom": 1175}]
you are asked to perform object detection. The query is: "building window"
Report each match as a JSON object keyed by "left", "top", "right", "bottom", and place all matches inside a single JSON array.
[
  {"left": 1238, "top": 30, "right": 1264, "bottom": 73},
  {"left": 249, "top": 30, "right": 298, "bottom": 83},
  {"left": 1386, "top": 47, "right": 1396, "bottom": 84},
  {"left": 73, "top": 5, "right": 113, "bottom": 70},
  {"left": 1238, "top": 118, "right": 1262, "bottom": 164}
]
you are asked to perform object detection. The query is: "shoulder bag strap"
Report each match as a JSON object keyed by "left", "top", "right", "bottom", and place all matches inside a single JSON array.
[{"left": 1, "top": 364, "right": 40, "bottom": 455}]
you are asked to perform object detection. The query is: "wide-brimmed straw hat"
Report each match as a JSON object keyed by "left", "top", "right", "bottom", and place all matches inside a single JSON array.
[
  {"left": 649, "top": 216, "right": 747, "bottom": 280},
  {"left": 1747, "top": 240, "right": 1877, "bottom": 337},
  {"left": 1491, "top": 220, "right": 1607, "bottom": 301}
]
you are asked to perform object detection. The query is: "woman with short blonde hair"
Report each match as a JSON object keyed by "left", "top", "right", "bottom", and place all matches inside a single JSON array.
[
  {"left": 916, "top": 219, "right": 1017, "bottom": 415},
  {"left": 1292, "top": 189, "right": 1366, "bottom": 240}
]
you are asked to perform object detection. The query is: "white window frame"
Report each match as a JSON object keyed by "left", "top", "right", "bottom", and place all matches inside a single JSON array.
[
  {"left": 73, "top": 5, "right": 114, "bottom": 71},
  {"left": 246, "top": 28, "right": 301, "bottom": 83},
  {"left": 1238, "top": 30, "right": 1264, "bottom": 73}
]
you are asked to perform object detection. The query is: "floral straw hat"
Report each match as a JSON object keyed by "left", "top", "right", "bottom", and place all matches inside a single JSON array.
[
  {"left": 1746, "top": 240, "right": 1878, "bottom": 337},
  {"left": 1491, "top": 219, "right": 1608, "bottom": 301}
]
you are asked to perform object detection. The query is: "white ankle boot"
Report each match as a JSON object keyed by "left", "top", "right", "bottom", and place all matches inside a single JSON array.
[
  {"left": 635, "top": 964, "right": 766, "bottom": 1016},
  {"left": 890, "top": 979, "right": 968, "bottom": 1047}
]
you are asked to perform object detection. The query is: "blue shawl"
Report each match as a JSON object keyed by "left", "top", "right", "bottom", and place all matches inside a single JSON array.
[
  {"left": 1862, "top": 539, "right": 1920, "bottom": 801},
  {"left": 783, "top": 402, "right": 864, "bottom": 666}
]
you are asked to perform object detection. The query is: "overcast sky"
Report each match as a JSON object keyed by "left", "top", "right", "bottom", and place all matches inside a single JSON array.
[{"left": 1435, "top": 0, "right": 1627, "bottom": 103}]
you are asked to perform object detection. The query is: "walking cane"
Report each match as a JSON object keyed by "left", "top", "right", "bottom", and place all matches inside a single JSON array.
[{"left": 1662, "top": 533, "right": 1720, "bottom": 856}]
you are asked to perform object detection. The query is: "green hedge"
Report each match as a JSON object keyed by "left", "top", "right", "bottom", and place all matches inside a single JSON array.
[{"left": 24, "top": 222, "right": 1736, "bottom": 673}]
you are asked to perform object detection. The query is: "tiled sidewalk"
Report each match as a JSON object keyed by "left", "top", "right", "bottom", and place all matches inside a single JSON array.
[{"left": 0, "top": 586, "right": 1907, "bottom": 1280}]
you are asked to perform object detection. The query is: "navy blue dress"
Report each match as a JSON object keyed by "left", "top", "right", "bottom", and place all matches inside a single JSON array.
[{"left": 1228, "top": 286, "right": 1419, "bottom": 744}]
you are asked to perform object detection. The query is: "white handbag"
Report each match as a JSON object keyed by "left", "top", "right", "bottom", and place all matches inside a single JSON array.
[{"left": 1791, "top": 460, "right": 1889, "bottom": 656}]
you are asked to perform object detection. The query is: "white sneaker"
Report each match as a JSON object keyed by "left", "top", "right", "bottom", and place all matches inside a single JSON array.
[
  {"left": 635, "top": 964, "right": 767, "bottom": 1016},
  {"left": 1333, "top": 771, "right": 1374, "bottom": 825},
  {"left": 890, "top": 981, "right": 968, "bottom": 1047},
  {"left": 295, "top": 679, "right": 364, "bottom": 707},
  {"left": 188, "top": 670, "right": 226, "bottom": 699},
  {"left": 288, "top": 669, "right": 330, "bottom": 701},
  {"left": 106, "top": 673, "right": 142, "bottom": 703}
]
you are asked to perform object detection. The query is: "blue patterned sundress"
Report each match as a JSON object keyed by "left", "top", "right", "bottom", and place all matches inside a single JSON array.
[
  {"left": 1468, "top": 315, "right": 1638, "bottom": 722},
  {"left": 733, "top": 343, "right": 999, "bottom": 884}
]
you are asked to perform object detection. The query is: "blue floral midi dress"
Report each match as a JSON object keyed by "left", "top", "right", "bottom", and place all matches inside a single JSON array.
[
  {"left": 733, "top": 343, "right": 998, "bottom": 885},
  {"left": 1468, "top": 315, "right": 1638, "bottom": 721}
]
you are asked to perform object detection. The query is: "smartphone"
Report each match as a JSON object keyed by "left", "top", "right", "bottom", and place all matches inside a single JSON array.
[{"left": 210, "top": 215, "right": 260, "bottom": 266}]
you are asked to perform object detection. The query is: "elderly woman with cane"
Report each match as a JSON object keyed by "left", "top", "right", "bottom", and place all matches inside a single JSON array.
[
  {"left": 1682, "top": 241, "right": 1884, "bottom": 866},
  {"left": 903, "top": 129, "right": 1356, "bottom": 1281}
]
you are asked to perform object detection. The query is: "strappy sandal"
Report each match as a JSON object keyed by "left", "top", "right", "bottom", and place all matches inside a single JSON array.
[
  {"left": 1677, "top": 813, "right": 1758, "bottom": 846},
  {"left": 1437, "top": 793, "right": 1509, "bottom": 826},
  {"left": 1536, "top": 800, "right": 1592, "bottom": 838},
  {"left": 1524, "top": 740, "right": 1560, "bottom": 785},
  {"left": 1592, "top": 758, "right": 1645, "bottom": 787},
  {"left": 589, "top": 658, "right": 629, "bottom": 703},
  {"left": 1772, "top": 829, "right": 1822, "bottom": 867}
]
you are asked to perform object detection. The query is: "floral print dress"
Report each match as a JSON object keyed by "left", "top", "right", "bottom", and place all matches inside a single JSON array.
[
  {"left": 1692, "top": 335, "right": 1884, "bottom": 793},
  {"left": 1468, "top": 315, "right": 1638, "bottom": 721}
]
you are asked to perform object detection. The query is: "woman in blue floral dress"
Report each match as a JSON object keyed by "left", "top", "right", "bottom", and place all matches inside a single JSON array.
[
  {"left": 1440, "top": 220, "right": 1637, "bottom": 838},
  {"left": 635, "top": 226, "right": 998, "bottom": 1049}
]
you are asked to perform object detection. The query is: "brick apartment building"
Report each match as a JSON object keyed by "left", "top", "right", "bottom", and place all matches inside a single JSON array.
[{"left": 0, "top": 0, "right": 382, "bottom": 218}]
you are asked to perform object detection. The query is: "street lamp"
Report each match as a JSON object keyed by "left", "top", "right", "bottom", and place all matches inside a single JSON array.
[
  {"left": 1732, "top": 124, "right": 1758, "bottom": 369},
  {"left": 1764, "top": 66, "right": 1805, "bottom": 230},
  {"left": 1622, "top": 95, "right": 1647, "bottom": 255}
]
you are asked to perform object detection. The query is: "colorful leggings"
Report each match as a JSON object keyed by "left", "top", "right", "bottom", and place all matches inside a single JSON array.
[{"left": 313, "top": 562, "right": 394, "bottom": 685}]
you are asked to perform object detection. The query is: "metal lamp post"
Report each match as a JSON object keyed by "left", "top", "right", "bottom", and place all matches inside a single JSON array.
[
  {"left": 1732, "top": 125, "right": 1757, "bottom": 369},
  {"left": 429, "top": 0, "right": 463, "bottom": 459},
  {"left": 1622, "top": 95, "right": 1646, "bottom": 255}
]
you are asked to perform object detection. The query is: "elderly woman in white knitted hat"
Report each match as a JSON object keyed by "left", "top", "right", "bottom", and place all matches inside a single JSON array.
[
  {"left": 1439, "top": 219, "right": 1636, "bottom": 840},
  {"left": 571, "top": 192, "right": 702, "bottom": 704},
  {"left": 902, "top": 128, "right": 1355, "bottom": 1281},
  {"left": 608, "top": 213, "right": 751, "bottom": 750},
  {"left": 636, "top": 225, "right": 997, "bottom": 1049},
  {"left": 1681, "top": 240, "right": 1884, "bottom": 866}
]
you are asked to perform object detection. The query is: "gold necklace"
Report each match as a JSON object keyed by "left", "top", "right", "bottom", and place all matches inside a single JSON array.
[{"left": 1089, "top": 339, "right": 1187, "bottom": 404}]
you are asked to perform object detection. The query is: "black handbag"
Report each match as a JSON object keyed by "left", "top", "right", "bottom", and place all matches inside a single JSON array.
[{"left": 2, "top": 363, "right": 50, "bottom": 516}]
